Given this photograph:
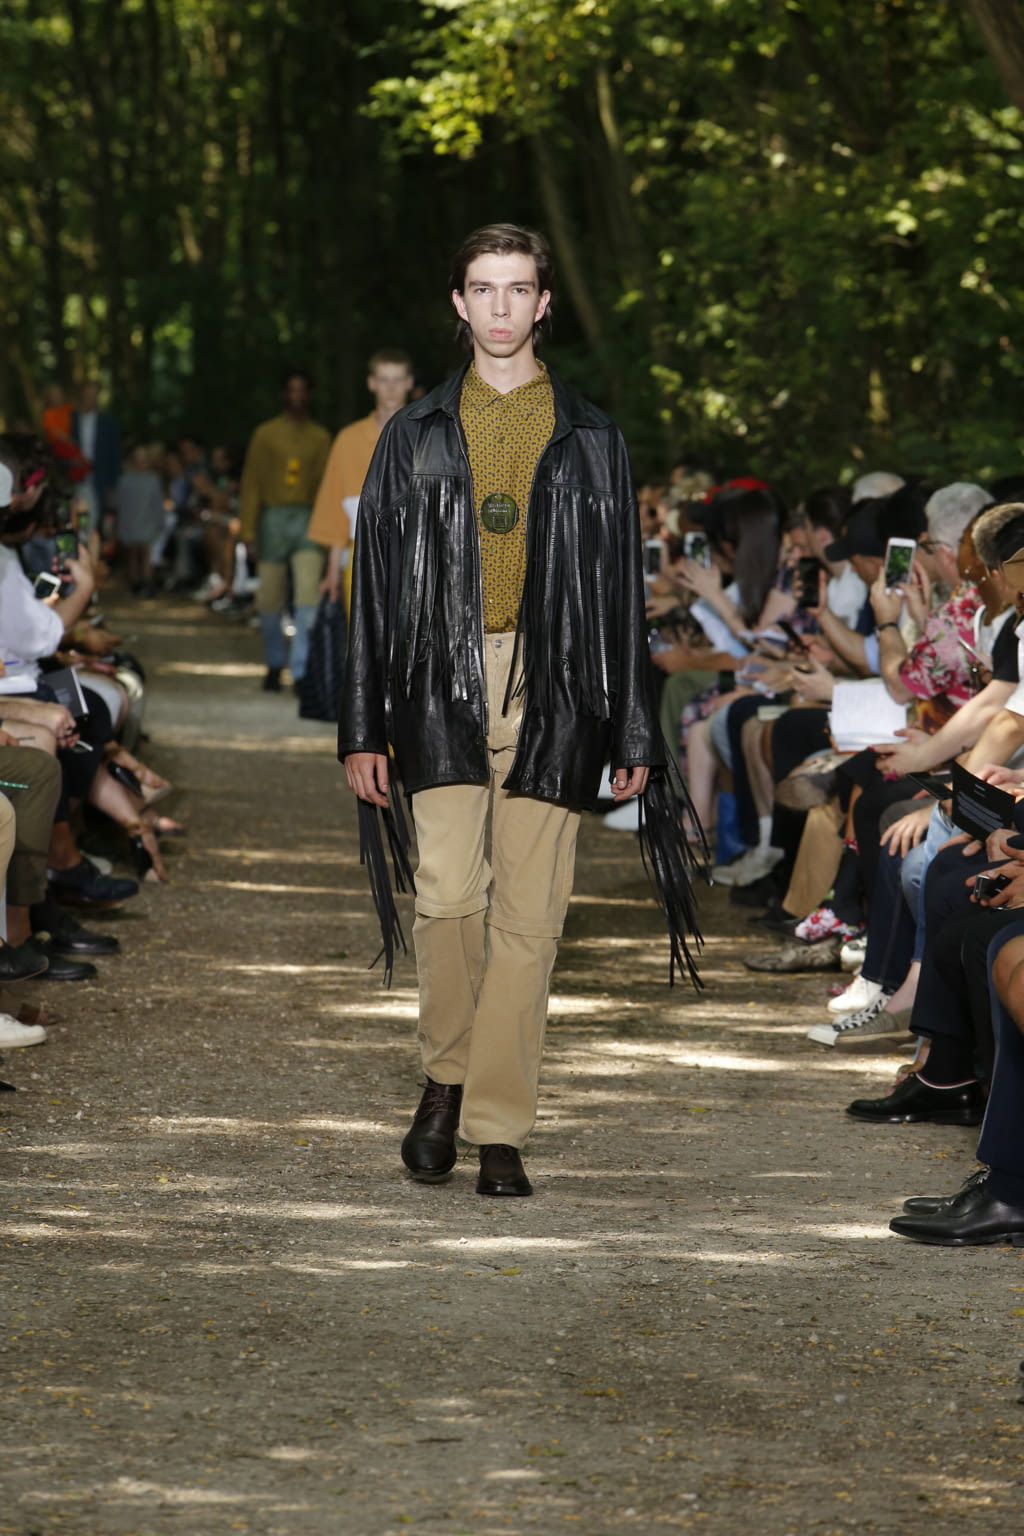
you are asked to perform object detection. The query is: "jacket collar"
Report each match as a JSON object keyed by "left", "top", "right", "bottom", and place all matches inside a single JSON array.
[{"left": 406, "top": 360, "right": 610, "bottom": 441}]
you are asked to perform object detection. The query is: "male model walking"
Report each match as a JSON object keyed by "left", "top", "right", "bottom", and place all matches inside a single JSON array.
[
  {"left": 341, "top": 224, "right": 696, "bottom": 1197},
  {"left": 238, "top": 372, "right": 330, "bottom": 692},
  {"left": 308, "top": 349, "right": 415, "bottom": 615}
]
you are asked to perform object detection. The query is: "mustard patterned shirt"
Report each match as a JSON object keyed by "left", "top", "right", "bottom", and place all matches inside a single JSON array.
[{"left": 459, "top": 363, "right": 555, "bottom": 633}]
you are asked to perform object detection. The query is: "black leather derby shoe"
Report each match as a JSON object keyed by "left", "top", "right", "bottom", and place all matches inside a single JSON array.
[
  {"left": 477, "top": 1143, "right": 532, "bottom": 1197},
  {"left": 400, "top": 1079, "right": 462, "bottom": 1182},
  {"left": 902, "top": 1165, "right": 988, "bottom": 1215},
  {"left": 846, "top": 1072, "right": 985, "bottom": 1126},
  {"left": 890, "top": 1181, "right": 1024, "bottom": 1246},
  {"left": 33, "top": 943, "right": 98, "bottom": 982},
  {"left": 31, "top": 902, "right": 121, "bottom": 957},
  {"left": 0, "top": 940, "right": 49, "bottom": 982}
]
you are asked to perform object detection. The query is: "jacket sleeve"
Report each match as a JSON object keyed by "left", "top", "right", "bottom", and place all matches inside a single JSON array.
[
  {"left": 337, "top": 422, "right": 402, "bottom": 761},
  {"left": 237, "top": 427, "right": 266, "bottom": 544},
  {"left": 608, "top": 429, "right": 665, "bottom": 770}
]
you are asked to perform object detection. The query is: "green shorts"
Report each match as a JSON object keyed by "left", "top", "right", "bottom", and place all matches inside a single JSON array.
[{"left": 257, "top": 504, "right": 320, "bottom": 563}]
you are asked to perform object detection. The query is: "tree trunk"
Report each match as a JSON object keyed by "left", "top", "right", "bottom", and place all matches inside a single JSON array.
[
  {"left": 530, "top": 135, "right": 603, "bottom": 351},
  {"left": 965, "top": 0, "right": 1024, "bottom": 112}
]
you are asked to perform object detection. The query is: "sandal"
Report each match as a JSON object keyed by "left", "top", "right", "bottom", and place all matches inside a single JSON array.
[
  {"left": 128, "top": 823, "right": 169, "bottom": 883},
  {"left": 106, "top": 747, "right": 173, "bottom": 805},
  {"left": 144, "top": 813, "right": 187, "bottom": 839}
]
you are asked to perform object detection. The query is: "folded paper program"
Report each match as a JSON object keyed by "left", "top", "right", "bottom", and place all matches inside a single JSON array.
[{"left": 829, "top": 679, "right": 908, "bottom": 752}]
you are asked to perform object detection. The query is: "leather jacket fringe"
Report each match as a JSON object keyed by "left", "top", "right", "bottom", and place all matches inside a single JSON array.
[{"left": 339, "top": 363, "right": 664, "bottom": 806}]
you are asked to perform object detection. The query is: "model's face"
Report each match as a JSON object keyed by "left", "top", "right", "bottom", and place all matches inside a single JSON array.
[
  {"left": 452, "top": 253, "right": 550, "bottom": 362},
  {"left": 283, "top": 376, "right": 311, "bottom": 416},
  {"left": 368, "top": 364, "right": 413, "bottom": 413}
]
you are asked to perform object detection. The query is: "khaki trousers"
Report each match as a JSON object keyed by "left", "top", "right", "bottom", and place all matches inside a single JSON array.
[
  {"left": 0, "top": 748, "right": 62, "bottom": 906},
  {"left": 411, "top": 634, "right": 581, "bottom": 1148}
]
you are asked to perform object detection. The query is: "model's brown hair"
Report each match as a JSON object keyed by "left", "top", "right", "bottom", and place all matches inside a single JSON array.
[
  {"left": 368, "top": 348, "right": 414, "bottom": 374},
  {"left": 448, "top": 223, "right": 554, "bottom": 351}
]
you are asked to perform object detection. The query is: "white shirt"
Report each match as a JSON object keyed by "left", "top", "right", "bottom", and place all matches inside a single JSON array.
[
  {"left": 690, "top": 581, "right": 750, "bottom": 660},
  {"left": 0, "top": 545, "right": 64, "bottom": 693},
  {"left": 78, "top": 410, "right": 98, "bottom": 462},
  {"left": 825, "top": 561, "right": 868, "bottom": 628}
]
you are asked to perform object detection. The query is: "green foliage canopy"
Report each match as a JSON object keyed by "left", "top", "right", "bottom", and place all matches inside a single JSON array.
[{"left": 1, "top": 0, "right": 1022, "bottom": 489}]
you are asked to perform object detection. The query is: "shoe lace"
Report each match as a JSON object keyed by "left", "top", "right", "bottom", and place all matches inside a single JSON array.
[
  {"left": 834, "top": 992, "right": 893, "bottom": 1031},
  {"left": 418, "top": 1080, "right": 462, "bottom": 1116}
]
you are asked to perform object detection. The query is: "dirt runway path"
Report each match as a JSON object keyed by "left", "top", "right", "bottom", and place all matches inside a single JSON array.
[{"left": 2, "top": 594, "right": 1022, "bottom": 1535}]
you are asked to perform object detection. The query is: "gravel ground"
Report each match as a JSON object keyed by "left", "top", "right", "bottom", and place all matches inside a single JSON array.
[{"left": 2, "top": 593, "right": 1023, "bottom": 1536}]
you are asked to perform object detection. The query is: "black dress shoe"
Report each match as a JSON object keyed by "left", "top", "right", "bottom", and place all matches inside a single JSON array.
[
  {"left": 902, "top": 1165, "right": 989, "bottom": 1215},
  {"left": 31, "top": 902, "right": 121, "bottom": 956},
  {"left": 749, "top": 900, "right": 800, "bottom": 937},
  {"left": 729, "top": 874, "right": 778, "bottom": 908},
  {"left": 477, "top": 1144, "right": 532, "bottom": 1197},
  {"left": 0, "top": 940, "right": 49, "bottom": 981},
  {"left": 262, "top": 667, "right": 282, "bottom": 693},
  {"left": 32, "top": 942, "right": 98, "bottom": 982},
  {"left": 401, "top": 1079, "right": 463, "bottom": 1182},
  {"left": 890, "top": 1181, "right": 1024, "bottom": 1246},
  {"left": 846, "top": 1072, "right": 985, "bottom": 1126},
  {"left": 48, "top": 859, "right": 139, "bottom": 908}
]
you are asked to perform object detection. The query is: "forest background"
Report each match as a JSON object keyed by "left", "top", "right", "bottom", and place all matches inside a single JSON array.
[{"left": 2, "top": 0, "right": 1024, "bottom": 491}]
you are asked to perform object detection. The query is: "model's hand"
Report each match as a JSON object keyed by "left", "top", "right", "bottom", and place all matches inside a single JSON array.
[
  {"left": 611, "top": 765, "right": 650, "bottom": 801},
  {"left": 344, "top": 751, "right": 390, "bottom": 807}
]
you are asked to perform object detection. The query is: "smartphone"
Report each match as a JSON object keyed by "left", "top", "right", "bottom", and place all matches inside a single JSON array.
[
  {"left": 884, "top": 536, "right": 916, "bottom": 592},
  {"left": 683, "top": 531, "right": 711, "bottom": 567},
  {"left": 33, "top": 571, "right": 62, "bottom": 600},
  {"left": 795, "top": 556, "right": 821, "bottom": 609},
  {"left": 76, "top": 509, "right": 92, "bottom": 538},
  {"left": 777, "top": 618, "right": 810, "bottom": 653},
  {"left": 54, "top": 529, "right": 79, "bottom": 567},
  {"left": 643, "top": 538, "right": 664, "bottom": 579}
]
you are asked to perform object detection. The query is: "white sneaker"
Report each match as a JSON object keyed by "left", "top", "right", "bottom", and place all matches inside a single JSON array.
[
  {"left": 711, "top": 846, "right": 782, "bottom": 886},
  {"left": 807, "top": 992, "right": 900, "bottom": 1046},
  {"left": 827, "top": 973, "right": 882, "bottom": 1016},
  {"left": 840, "top": 934, "right": 867, "bottom": 972},
  {"left": 602, "top": 801, "right": 639, "bottom": 831},
  {"left": 0, "top": 1014, "right": 47, "bottom": 1048}
]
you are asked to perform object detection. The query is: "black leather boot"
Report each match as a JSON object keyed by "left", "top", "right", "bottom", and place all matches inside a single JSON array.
[
  {"left": 477, "top": 1144, "right": 532, "bottom": 1197},
  {"left": 401, "top": 1079, "right": 463, "bottom": 1181}
]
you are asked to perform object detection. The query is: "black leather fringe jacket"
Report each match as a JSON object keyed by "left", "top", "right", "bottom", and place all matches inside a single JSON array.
[
  {"left": 339, "top": 362, "right": 663, "bottom": 803},
  {"left": 339, "top": 362, "right": 706, "bottom": 986}
]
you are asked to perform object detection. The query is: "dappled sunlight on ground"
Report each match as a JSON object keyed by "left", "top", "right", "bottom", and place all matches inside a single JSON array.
[{"left": 4, "top": 594, "right": 1022, "bottom": 1535}]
